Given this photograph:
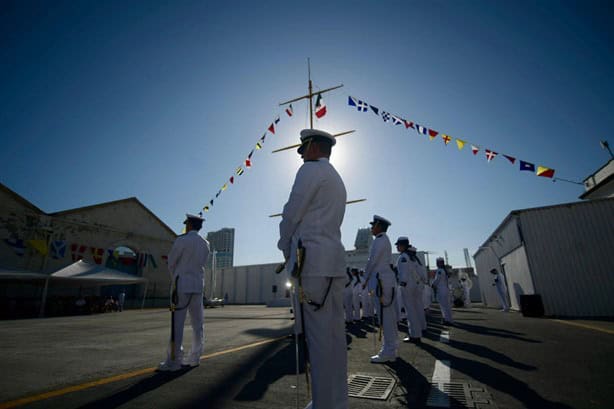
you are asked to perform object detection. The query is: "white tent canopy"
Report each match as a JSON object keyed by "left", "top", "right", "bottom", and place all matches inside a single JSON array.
[
  {"left": 51, "top": 260, "right": 147, "bottom": 285},
  {"left": 0, "top": 268, "right": 48, "bottom": 280},
  {"left": 2, "top": 261, "right": 149, "bottom": 317}
]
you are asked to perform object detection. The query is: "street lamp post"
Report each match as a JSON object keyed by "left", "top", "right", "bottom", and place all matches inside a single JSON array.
[{"left": 211, "top": 250, "right": 217, "bottom": 299}]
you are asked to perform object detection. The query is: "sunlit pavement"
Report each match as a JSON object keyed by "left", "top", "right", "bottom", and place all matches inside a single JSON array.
[{"left": 0, "top": 305, "right": 612, "bottom": 408}]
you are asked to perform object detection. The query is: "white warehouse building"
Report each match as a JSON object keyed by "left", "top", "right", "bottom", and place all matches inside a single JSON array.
[{"left": 474, "top": 197, "right": 614, "bottom": 317}]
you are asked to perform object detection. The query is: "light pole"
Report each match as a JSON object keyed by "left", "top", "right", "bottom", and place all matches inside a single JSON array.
[{"left": 211, "top": 250, "right": 217, "bottom": 299}]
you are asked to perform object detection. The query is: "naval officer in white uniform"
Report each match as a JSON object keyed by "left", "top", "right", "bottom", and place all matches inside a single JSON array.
[
  {"left": 432, "top": 257, "right": 454, "bottom": 325},
  {"left": 158, "top": 213, "right": 210, "bottom": 371},
  {"left": 363, "top": 215, "right": 398, "bottom": 363},
  {"left": 490, "top": 268, "right": 510, "bottom": 312},
  {"left": 278, "top": 128, "right": 348, "bottom": 409},
  {"left": 395, "top": 237, "right": 425, "bottom": 343}
]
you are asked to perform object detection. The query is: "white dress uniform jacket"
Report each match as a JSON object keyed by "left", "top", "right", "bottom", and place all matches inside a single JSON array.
[
  {"left": 278, "top": 156, "right": 348, "bottom": 409},
  {"left": 364, "top": 233, "right": 395, "bottom": 289},
  {"left": 433, "top": 267, "right": 453, "bottom": 323},
  {"left": 397, "top": 252, "right": 425, "bottom": 338},
  {"left": 168, "top": 231, "right": 210, "bottom": 293},
  {"left": 278, "top": 158, "right": 347, "bottom": 278},
  {"left": 164, "top": 230, "right": 210, "bottom": 367},
  {"left": 365, "top": 232, "right": 398, "bottom": 358}
]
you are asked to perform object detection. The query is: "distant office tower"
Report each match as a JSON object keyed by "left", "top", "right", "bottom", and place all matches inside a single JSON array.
[
  {"left": 206, "top": 228, "right": 235, "bottom": 269},
  {"left": 354, "top": 227, "right": 373, "bottom": 250}
]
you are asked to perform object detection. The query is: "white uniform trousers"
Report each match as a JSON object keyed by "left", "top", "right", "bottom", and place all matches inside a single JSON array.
[
  {"left": 496, "top": 286, "right": 509, "bottom": 311},
  {"left": 351, "top": 285, "right": 361, "bottom": 320},
  {"left": 423, "top": 285, "right": 433, "bottom": 310},
  {"left": 396, "top": 284, "right": 405, "bottom": 320},
  {"left": 302, "top": 276, "right": 348, "bottom": 409},
  {"left": 362, "top": 287, "right": 374, "bottom": 318},
  {"left": 436, "top": 287, "right": 453, "bottom": 323},
  {"left": 464, "top": 287, "right": 472, "bottom": 307},
  {"left": 401, "top": 285, "right": 424, "bottom": 338},
  {"left": 376, "top": 279, "right": 398, "bottom": 358},
  {"left": 343, "top": 285, "right": 354, "bottom": 322},
  {"left": 167, "top": 291, "right": 204, "bottom": 364}
]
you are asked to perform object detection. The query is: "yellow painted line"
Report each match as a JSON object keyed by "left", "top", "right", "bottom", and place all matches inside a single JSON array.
[
  {"left": 0, "top": 336, "right": 287, "bottom": 409},
  {"left": 552, "top": 319, "right": 614, "bottom": 335}
]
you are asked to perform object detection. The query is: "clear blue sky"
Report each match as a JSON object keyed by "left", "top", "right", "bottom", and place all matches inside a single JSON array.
[{"left": 1, "top": 0, "right": 612, "bottom": 269}]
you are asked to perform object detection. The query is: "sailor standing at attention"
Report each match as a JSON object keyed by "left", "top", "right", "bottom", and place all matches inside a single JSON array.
[
  {"left": 158, "top": 213, "right": 210, "bottom": 371},
  {"left": 432, "top": 257, "right": 454, "bottom": 325},
  {"left": 363, "top": 215, "right": 398, "bottom": 363},
  {"left": 278, "top": 129, "right": 348, "bottom": 409},
  {"left": 395, "top": 237, "right": 424, "bottom": 343},
  {"left": 490, "top": 268, "right": 510, "bottom": 312}
]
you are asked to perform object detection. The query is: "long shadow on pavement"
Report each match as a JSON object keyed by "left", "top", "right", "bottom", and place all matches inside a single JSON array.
[
  {"left": 453, "top": 321, "right": 541, "bottom": 343},
  {"left": 418, "top": 342, "right": 572, "bottom": 409},
  {"left": 76, "top": 369, "right": 195, "bottom": 409},
  {"left": 446, "top": 339, "right": 537, "bottom": 371},
  {"left": 234, "top": 339, "right": 304, "bottom": 402}
]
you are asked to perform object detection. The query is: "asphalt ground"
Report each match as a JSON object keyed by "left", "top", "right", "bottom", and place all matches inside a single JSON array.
[{"left": 0, "top": 305, "right": 613, "bottom": 409}]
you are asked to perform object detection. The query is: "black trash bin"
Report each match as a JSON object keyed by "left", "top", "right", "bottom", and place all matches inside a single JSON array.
[{"left": 519, "top": 294, "right": 544, "bottom": 317}]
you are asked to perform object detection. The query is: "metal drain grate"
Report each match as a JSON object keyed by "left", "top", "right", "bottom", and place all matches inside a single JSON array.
[
  {"left": 348, "top": 374, "right": 396, "bottom": 400},
  {"left": 427, "top": 382, "right": 497, "bottom": 408}
]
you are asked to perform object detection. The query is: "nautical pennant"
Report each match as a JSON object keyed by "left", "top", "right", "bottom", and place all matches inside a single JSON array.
[
  {"left": 503, "top": 154, "right": 516, "bottom": 164},
  {"left": 485, "top": 149, "right": 498, "bottom": 162},
  {"left": 229, "top": 176, "right": 234, "bottom": 184},
  {"left": 27, "top": 239, "right": 48, "bottom": 256},
  {"left": 91, "top": 247, "right": 104, "bottom": 264},
  {"left": 71, "top": 244, "right": 87, "bottom": 262},
  {"left": 346, "top": 95, "right": 558, "bottom": 182},
  {"left": 315, "top": 94, "right": 326, "bottom": 118},
  {"left": 222, "top": 183, "right": 228, "bottom": 191},
  {"left": 285, "top": 104, "right": 293, "bottom": 117},
  {"left": 357, "top": 100, "right": 369, "bottom": 112},
  {"left": 236, "top": 167, "right": 244, "bottom": 176},
  {"left": 537, "top": 166, "right": 555, "bottom": 178},
  {"left": 268, "top": 123, "right": 276, "bottom": 134},
  {"left": 4, "top": 238, "right": 25, "bottom": 256},
  {"left": 51, "top": 240, "right": 66, "bottom": 259},
  {"left": 519, "top": 160, "right": 535, "bottom": 172}
]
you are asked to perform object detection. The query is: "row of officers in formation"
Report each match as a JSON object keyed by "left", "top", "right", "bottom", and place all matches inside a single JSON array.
[
  {"left": 342, "top": 216, "right": 456, "bottom": 363},
  {"left": 158, "top": 130, "right": 508, "bottom": 409}
]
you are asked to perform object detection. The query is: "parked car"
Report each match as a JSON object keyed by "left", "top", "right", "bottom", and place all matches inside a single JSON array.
[{"left": 204, "top": 297, "right": 224, "bottom": 308}]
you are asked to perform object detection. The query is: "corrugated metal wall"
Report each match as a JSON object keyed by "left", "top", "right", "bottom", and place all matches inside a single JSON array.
[
  {"left": 501, "top": 245, "right": 534, "bottom": 310},
  {"left": 216, "top": 263, "right": 288, "bottom": 304},
  {"left": 474, "top": 215, "right": 524, "bottom": 309},
  {"left": 520, "top": 198, "right": 614, "bottom": 317}
]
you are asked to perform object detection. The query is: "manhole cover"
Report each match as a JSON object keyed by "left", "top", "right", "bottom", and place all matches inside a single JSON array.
[
  {"left": 348, "top": 374, "right": 396, "bottom": 400},
  {"left": 427, "top": 382, "right": 497, "bottom": 408}
]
